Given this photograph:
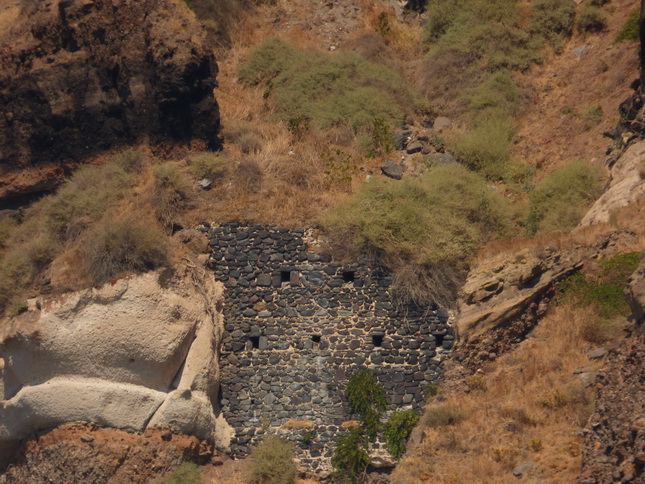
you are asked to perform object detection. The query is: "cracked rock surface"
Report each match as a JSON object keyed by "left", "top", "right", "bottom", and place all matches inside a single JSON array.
[{"left": 0, "top": 264, "right": 231, "bottom": 470}]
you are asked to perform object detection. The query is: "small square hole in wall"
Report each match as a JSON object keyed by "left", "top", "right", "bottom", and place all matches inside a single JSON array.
[
  {"left": 311, "top": 335, "right": 321, "bottom": 343},
  {"left": 280, "top": 271, "right": 291, "bottom": 283},
  {"left": 372, "top": 334, "right": 384, "bottom": 347},
  {"left": 435, "top": 334, "right": 444, "bottom": 346},
  {"left": 342, "top": 271, "right": 355, "bottom": 283},
  {"left": 249, "top": 336, "right": 260, "bottom": 349}
]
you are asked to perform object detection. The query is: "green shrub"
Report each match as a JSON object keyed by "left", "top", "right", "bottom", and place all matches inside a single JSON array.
[
  {"left": 165, "top": 462, "right": 201, "bottom": 484},
  {"left": 331, "top": 427, "right": 370, "bottom": 484},
  {"left": 466, "top": 70, "right": 520, "bottom": 115},
  {"left": 531, "top": 0, "right": 576, "bottom": 41},
  {"left": 44, "top": 162, "right": 134, "bottom": 240},
  {"left": 615, "top": 9, "right": 640, "bottom": 42},
  {"left": 189, "top": 152, "right": 229, "bottom": 180},
  {"left": 557, "top": 252, "right": 641, "bottom": 319},
  {"left": 423, "top": 0, "right": 461, "bottom": 43},
  {"left": 367, "top": 117, "right": 395, "bottom": 157},
  {"left": 452, "top": 109, "right": 515, "bottom": 178},
  {"left": 83, "top": 217, "right": 168, "bottom": 283},
  {"left": 322, "top": 150, "right": 359, "bottom": 191},
  {"left": 322, "top": 164, "right": 512, "bottom": 307},
  {"left": 423, "top": 384, "right": 440, "bottom": 401},
  {"left": 0, "top": 154, "right": 139, "bottom": 314},
  {"left": 250, "top": 434, "right": 297, "bottom": 484},
  {"left": 384, "top": 410, "right": 420, "bottom": 460},
  {"left": 576, "top": 6, "right": 608, "bottom": 33},
  {"left": 346, "top": 370, "right": 387, "bottom": 441},
  {"left": 424, "top": 404, "right": 466, "bottom": 427},
  {"left": 526, "top": 160, "right": 603, "bottom": 235},
  {"left": 239, "top": 38, "right": 423, "bottom": 132},
  {"left": 582, "top": 104, "right": 603, "bottom": 130}
]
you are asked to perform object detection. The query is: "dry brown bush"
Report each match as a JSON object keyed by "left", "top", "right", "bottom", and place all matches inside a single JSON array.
[{"left": 82, "top": 215, "right": 168, "bottom": 284}]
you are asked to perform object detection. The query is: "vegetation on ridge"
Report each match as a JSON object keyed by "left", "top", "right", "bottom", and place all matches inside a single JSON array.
[
  {"left": 322, "top": 163, "right": 514, "bottom": 307},
  {"left": 239, "top": 37, "right": 426, "bottom": 134}
]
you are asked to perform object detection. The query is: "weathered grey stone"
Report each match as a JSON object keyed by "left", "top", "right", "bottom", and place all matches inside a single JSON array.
[
  {"left": 433, "top": 116, "right": 451, "bottom": 131},
  {"left": 381, "top": 159, "right": 403, "bottom": 180},
  {"left": 406, "top": 141, "right": 423, "bottom": 154}
]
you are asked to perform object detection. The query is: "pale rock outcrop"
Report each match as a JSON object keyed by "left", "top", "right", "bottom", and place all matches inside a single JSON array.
[
  {"left": 455, "top": 248, "right": 582, "bottom": 344},
  {"left": 0, "top": 263, "right": 231, "bottom": 469},
  {"left": 579, "top": 140, "right": 645, "bottom": 227}
]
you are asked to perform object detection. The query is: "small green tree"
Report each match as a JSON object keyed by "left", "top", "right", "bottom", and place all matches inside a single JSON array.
[
  {"left": 346, "top": 370, "right": 387, "bottom": 441},
  {"left": 383, "top": 409, "right": 420, "bottom": 460},
  {"left": 331, "top": 427, "right": 370, "bottom": 483},
  {"left": 332, "top": 370, "right": 387, "bottom": 482}
]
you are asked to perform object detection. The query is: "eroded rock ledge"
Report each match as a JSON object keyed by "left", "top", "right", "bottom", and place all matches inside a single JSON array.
[
  {"left": 0, "top": 0, "right": 219, "bottom": 200},
  {"left": 0, "top": 264, "right": 231, "bottom": 470}
]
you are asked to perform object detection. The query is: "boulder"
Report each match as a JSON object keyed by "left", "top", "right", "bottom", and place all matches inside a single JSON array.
[
  {"left": 578, "top": 141, "right": 645, "bottom": 227},
  {"left": 381, "top": 159, "right": 403, "bottom": 180},
  {"left": 394, "top": 130, "right": 412, "bottom": 150},
  {"left": 433, "top": 117, "right": 451, "bottom": 132},
  {"left": 0, "top": 264, "right": 231, "bottom": 470},
  {"left": 406, "top": 141, "right": 423, "bottom": 154},
  {"left": 424, "top": 152, "right": 456, "bottom": 167}
]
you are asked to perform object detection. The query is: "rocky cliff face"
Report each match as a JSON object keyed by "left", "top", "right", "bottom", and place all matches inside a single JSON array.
[
  {"left": 579, "top": 259, "right": 645, "bottom": 483},
  {"left": 0, "top": 0, "right": 219, "bottom": 200},
  {"left": 0, "top": 263, "right": 231, "bottom": 470}
]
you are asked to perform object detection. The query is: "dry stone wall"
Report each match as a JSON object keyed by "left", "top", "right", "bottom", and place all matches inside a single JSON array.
[{"left": 206, "top": 222, "right": 452, "bottom": 473}]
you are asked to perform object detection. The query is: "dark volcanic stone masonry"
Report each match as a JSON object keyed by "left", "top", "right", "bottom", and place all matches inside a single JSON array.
[{"left": 207, "top": 223, "right": 453, "bottom": 473}]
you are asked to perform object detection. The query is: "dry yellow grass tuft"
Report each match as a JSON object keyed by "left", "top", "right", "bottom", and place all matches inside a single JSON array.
[
  {"left": 391, "top": 301, "right": 624, "bottom": 483},
  {"left": 280, "top": 419, "right": 313, "bottom": 429}
]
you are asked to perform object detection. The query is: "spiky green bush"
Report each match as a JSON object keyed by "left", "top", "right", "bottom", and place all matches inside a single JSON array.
[
  {"left": 322, "top": 164, "right": 512, "bottom": 306},
  {"left": 424, "top": 404, "right": 466, "bottom": 427},
  {"left": 576, "top": 6, "right": 607, "bottom": 33},
  {"left": 239, "top": 38, "right": 424, "bottom": 132},
  {"left": 531, "top": 0, "right": 576, "bottom": 41},
  {"left": 0, "top": 150, "right": 140, "bottom": 314},
  {"left": 526, "top": 160, "right": 603, "bottom": 235}
]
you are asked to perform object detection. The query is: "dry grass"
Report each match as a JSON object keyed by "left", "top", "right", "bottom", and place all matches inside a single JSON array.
[
  {"left": 280, "top": 419, "right": 313, "bottom": 429},
  {"left": 474, "top": 192, "right": 645, "bottom": 267},
  {"left": 391, "top": 301, "right": 624, "bottom": 483}
]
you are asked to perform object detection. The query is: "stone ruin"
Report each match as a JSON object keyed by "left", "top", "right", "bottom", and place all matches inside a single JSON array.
[{"left": 206, "top": 222, "right": 453, "bottom": 473}]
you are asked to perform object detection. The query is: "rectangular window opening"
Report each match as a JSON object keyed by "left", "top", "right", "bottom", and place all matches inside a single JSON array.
[
  {"left": 311, "top": 335, "right": 321, "bottom": 343},
  {"left": 435, "top": 334, "right": 444, "bottom": 346},
  {"left": 372, "top": 334, "right": 384, "bottom": 347},
  {"left": 250, "top": 336, "right": 260, "bottom": 349},
  {"left": 280, "top": 271, "right": 291, "bottom": 283},
  {"left": 342, "top": 270, "right": 355, "bottom": 283}
]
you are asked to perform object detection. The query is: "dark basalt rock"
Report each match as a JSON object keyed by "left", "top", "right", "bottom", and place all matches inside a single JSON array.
[{"left": 0, "top": 0, "right": 219, "bottom": 199}]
